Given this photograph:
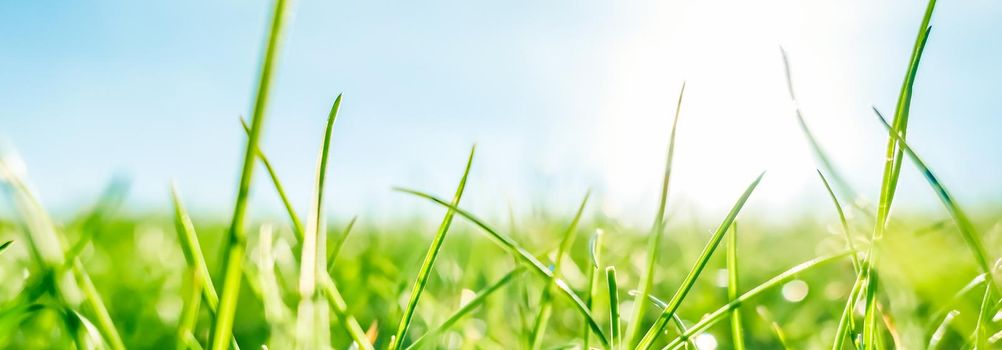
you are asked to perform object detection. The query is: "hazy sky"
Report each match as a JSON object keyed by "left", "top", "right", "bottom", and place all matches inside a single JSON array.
[{"left": 2, "top": 0, "right": 1000, "bottom": 223}]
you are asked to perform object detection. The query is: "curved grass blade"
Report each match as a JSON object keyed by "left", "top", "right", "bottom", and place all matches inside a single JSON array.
[
  {"left": 210, "top": 0, "right": 292, "bottom": 347},
  {"left": 782, "top": 48, "right": 857, "bottom": 202},
  {"left": 392, "top": 146, "right": 476, "bottom": 350},
  {"left": 295, "top": 94, "right": 343, "bottom": 350},
  {"left": 865, "top": 0, "right": 936, "bottom": 343},
  {"left": 319, "top": 277, "right": 374, "bottom": 350},
  {"left": 660, "top": 251, "right": 853, "bottom": 350},
  {"left": 0, "top": 241, "right": 10, "bottom": 255},
  {"left": 928, "top": 310, "right": 959, "bottom": 349},
  {"left": 241, "top": 117, "right": 305, "bottom": 240},
  {"left": 874, "top": 110, "right": 996, "bottom": 287},
  {"left": 625, "top": 82, "right": 685, "bottom": 348},
  {"left": 728, "top": 224, "right": 746, "bottom": 350},
  {"left": 405, "top": 267, "right": 524, "bottom": 350},
  {"left": 530, "top": 191, "right": 590, "bottom": 350},
  {"left": 818, "top": 171, "right": 861, "bottom": 272},
  {"left": 608, "top": 267, "right": 622, "bottom": 350},
  {"left": 584, "top": 229, "right": 605, "bottom": 350},
  {"left": 394, "top": 188, "right": 610, "bottom": 347},
  {"left": 628, "top": 291, "right": 696, "bottom": 349},
  {"left": 635, "top": 172, "right": 765, "bottom": 350}
]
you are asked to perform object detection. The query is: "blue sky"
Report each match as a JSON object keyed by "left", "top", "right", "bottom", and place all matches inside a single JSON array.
[{"left": 1, "top": 0, "right": 1000, "bottom": 223}]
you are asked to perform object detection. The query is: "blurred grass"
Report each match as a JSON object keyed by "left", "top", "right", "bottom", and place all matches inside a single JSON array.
[{"left": 0, "top": 205, "right": 1000, "bottom": 349}]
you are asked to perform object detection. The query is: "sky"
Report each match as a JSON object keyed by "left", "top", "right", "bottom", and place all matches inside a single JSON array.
[{"left": 1, "top": 0, "right": 1000, "bottom": 224}]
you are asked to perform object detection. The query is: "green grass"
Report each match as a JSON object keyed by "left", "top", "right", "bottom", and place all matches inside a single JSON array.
[{"left": 2, "top": 0, "right": 1001, "bottom": 349}]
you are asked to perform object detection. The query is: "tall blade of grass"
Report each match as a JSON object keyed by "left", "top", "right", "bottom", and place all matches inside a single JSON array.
[
  {"left": 530, "top": 192, "right": 590, "bottom": 350},
  {"left": 295, "top": 94, "right": 344, "bottom": 350},
  {"left": 0, "top": 158, "right": 126, "bottom": 350},
  {"left": 395, "top": 188, "right": 610, "bottom": 347},
  {"left": 873, "top": 110, "right": 996, "bottom": 285},
  {"left": 818, "top": 171, "right": 861, "bottom": 272},
  {"left": 583, "top": 229, "right": 604, "bottom": 350},
  {"left": 392, "top": 146, "right": 475, "bottom": 350},
  {"left": 628, "top": 291, "right": 696, "bottom": 349},
  {"left": 171, "top": 185, "right": 242, "bottom": 350},
  {"left": 405, "top": 267, "right": 524, "bottom": 350},
  {"left": 210, "top": 0, "right": 291, "bottom": 347},
  {"left": 659, "top": 251, "right": 853, "bottom": 350},
  {"left": 727, "top": 223, "right": 746, "bottom": 350},
  {"left": 177, "top": 267, "right": 205, "bottom": 350},
  {"left": 625, "top": 82, "right": 685, "bottom": 348},
  {"left": 635, "top": 172, "right": 765, "bottom": 350},
  {"left": 0, "top": 241, "right": 10, "bottom": 254},
  {"left": 240, "top": 118, "right": 305, "bottom": 240},
  {"left": 864, "top": 0, "right": 936, "bottom": 345},
  {"left": 608, "top": 267, "right": 622, "bottom": 350},
  {"left": 171, "top": 184, "right": 220, "bottom": 311}
]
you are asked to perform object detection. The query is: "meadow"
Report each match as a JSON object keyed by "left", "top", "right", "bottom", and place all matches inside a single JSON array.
[{"left": 2, "top": 0, "right": 1001, "bottom": 349}]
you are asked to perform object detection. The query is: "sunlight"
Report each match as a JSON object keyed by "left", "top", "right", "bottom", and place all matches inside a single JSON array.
[{"left": 595, "top": 0, "right": 859, "bottom": 217}]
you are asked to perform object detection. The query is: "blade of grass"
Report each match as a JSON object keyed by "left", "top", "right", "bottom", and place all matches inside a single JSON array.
[
  {"left": 1, "top": 157, "right": 126, "bottom": 350},
  {"left": 782, "top": 48, "right": 857, "bottom": 202},
  {"left": 928, "top": 310, "right": 959, "bottom": 349},
  {"left": 819, "top": 171, "right": 861, "bottom": 271},
  {"left": 971, "top": 279, "right": 992, "bottom": 348},
  {"left": 530, "top": 191, "right": 590, "bottom": 350},
  {"left": 874, "top": 109, "right": 996, "bottom": 286},
  {"left": 391, "top": 146, "right": 476, "bottom": 350},
  {"left": 660, "top": 251, "right": 853, "bottom": 350},
  {"left": 728, "top": 223, "right": 746, "bottom": 350},
  {"left": 635, "top": 172, "right": 765, "bottom": 350},
  {"left": 395, "top": 188, "right": 610, "bottom": 347},
  {"left": 405, "top": 267, "right": 524, "bottom": 350},
  {"left": 628, "top": 291, "right": 696, "bottom": 350},
  {"left": 210, "top": 0, "right": 291, "bottom": 347},
  {"left": 171, "top": 185, "right": 242, "bottom": 350},
  {"left": 295, "top": 94, "right": 343, "bottom": 350},
  {"left": 177, "top": 267, "right": 205, "bottom": 350},
  {"left": 0, "top": 241, "right": 10, "bottom": 254},
  {"left": 625, "top": 82, "right": 685, "bottom": 348},
  {"left": 608, "top": 267, "right": 622, "bottom": 350},
  {"left": 241, "top": 117, "right": 305, "bottom": 240},
  {"left": 583, "top": 229, "right": 604, "bottom": 350},
  {"left": 171, "top": 184, "right": 220, "bottom": 311},
  {"left": 833, "top": 268, "right": 866, "bottom": 350},
  {"left": 864, "top": 0, "right": 936, "bottom": 346}
]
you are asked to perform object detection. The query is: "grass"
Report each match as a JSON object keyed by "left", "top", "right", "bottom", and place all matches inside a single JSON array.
[{"left": 2, "top": 0, "right": 1001, "bottom": 349}]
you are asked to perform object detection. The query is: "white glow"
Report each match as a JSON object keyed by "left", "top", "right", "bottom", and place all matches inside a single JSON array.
[
  {"left": 594, "top": 0, "right": 861, "bottom": 216},
  {"left": 694, "top": 333, "right": 718, "bottom": 350},
  {"left": 781, "top": 279, "right": 809, "bottom": 302}
]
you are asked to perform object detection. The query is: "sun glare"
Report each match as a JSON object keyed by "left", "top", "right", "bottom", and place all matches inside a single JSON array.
[{"left": 595, "top": 0, "right": 858, "bottom": 217}]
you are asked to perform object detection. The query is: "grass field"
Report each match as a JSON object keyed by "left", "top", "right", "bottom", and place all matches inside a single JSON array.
[{"left": 2, "top": 0, "right": 1001, "bottom": 349}]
